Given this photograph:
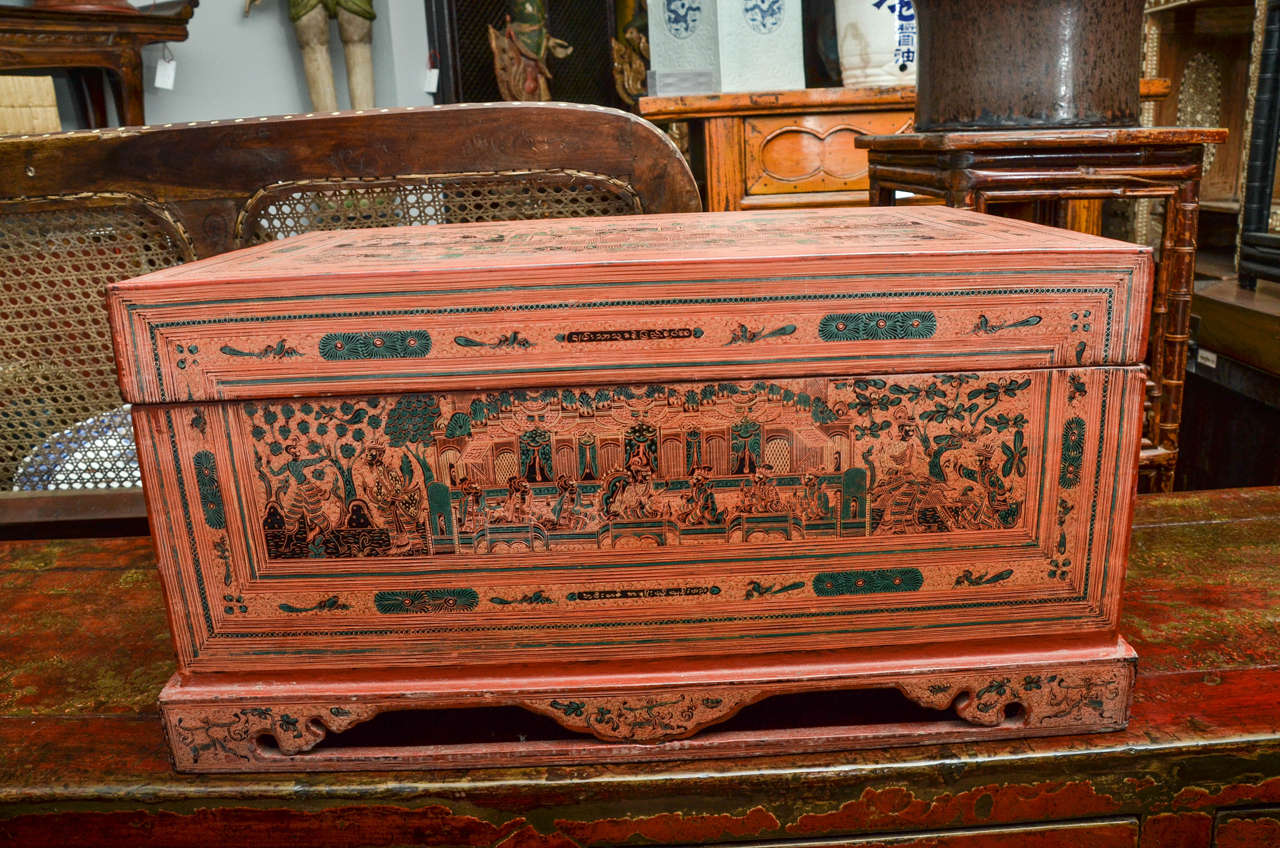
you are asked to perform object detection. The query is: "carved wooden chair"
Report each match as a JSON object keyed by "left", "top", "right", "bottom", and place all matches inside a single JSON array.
[{"left": 0, "top": 103, "right": 700, "bottom": 530}]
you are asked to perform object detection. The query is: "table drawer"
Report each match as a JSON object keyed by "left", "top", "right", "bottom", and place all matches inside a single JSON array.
[
  {"left": 1216, "top": 808, "right": 1280, "bottom": 846},
  {"left": 723, "top": 818, "right": 1138, "bottom": 847}
]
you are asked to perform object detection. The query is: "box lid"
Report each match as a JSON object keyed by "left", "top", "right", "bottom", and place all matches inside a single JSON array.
[{"left": 108, "top": 207, "right": 1152, "bottom": 405}]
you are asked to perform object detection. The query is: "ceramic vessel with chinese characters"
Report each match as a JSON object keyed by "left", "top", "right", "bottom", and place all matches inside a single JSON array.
[{"left": 834, "top": 0, "right": 917, "bottom": 89}]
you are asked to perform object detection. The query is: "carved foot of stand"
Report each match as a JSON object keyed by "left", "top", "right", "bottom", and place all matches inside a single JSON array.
[
  {"left": 897, "top": 668, "right": 1130, "bottom": 730},
  {"left": 162, "top": 644, "right": 1136, "bottom": 771},
  {"left": 169, "top": 703, "right": 380, "bottom": 767}
]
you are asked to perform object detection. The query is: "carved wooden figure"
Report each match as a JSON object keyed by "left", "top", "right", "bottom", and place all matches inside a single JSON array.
[
  {"left": 245, "top": 0, "right": 376, "bottom": 111},
  {"left": 106, "top": 206, "right": 1151, "bottom": 772}
]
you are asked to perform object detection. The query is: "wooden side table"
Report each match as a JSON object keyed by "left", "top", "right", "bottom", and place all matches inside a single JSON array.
[
  {"left": 639, "top": 86, "right": 916, "bottom": 211},
  {"left": 0, "top": 1, "right": 196, "bottom": 129},
  {"left": 856, "top": 126, "right": 1227, "bottom": 492}
]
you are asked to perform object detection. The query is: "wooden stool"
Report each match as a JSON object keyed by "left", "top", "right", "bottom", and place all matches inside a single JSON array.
[{"left": 856, "top": 127, "right": 1226, "bottom": 492}]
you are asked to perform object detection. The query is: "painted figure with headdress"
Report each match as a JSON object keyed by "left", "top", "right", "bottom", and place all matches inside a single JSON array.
[{"left": 489, "top": 0, "right": 573, "bottom": 101}]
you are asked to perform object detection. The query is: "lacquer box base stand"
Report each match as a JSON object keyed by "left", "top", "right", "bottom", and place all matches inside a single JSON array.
[
  {"left": 161, "top": 639, "right": 1135, "bottom": 772},
  {"left": 108, "top": 208, "right": 1152, "bottom": 772}
]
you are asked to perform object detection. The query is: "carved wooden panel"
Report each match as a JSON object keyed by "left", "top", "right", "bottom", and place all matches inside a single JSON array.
[{"left": 743, "top": 111, "right": 914, "bottom": 196}]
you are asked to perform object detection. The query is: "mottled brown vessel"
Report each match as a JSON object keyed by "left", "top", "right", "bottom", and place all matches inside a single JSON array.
[{"left": 915, "top": 0, "right": 1144, "bottom": 131}]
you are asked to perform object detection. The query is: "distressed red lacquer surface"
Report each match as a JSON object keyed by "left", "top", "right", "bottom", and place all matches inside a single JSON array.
[{"left": 2, "top": 489, "right": 1280, "bottom": 845}]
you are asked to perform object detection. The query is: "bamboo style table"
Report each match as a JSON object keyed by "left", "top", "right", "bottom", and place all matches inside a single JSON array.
[
  {"left": 2, "top": 486, "right": 1280, "bottom": 846},
  {"left": 856, "top": 127, "right": 1228, "bottom": 494}
]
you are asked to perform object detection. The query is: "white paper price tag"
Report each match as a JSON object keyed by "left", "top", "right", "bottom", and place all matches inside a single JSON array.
[
  {"left": 424, "top": 68, "right": 440, "bottom": 94},
  {"left": 155, "top": 54, "right": 177, "bottom": 90}
]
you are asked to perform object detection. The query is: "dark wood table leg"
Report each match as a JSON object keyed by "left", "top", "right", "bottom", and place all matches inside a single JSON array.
[
  {"left": 112, "top": 51, "right": 145, "bottom": 127},
  {"left": 868, "top": 172, "right": 896, "bottom": 207}
]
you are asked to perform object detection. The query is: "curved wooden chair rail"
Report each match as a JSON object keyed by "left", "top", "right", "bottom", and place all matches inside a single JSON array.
[{"left": 0, "top": 103, "right": 700, "bottom": 530}]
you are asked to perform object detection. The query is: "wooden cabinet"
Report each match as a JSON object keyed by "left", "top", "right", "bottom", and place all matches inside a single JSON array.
[
  {"left": 1215, "top": 809, "right": 1280, "bottom": 847},
  {"left": 640, "top": 87, "right": 916, "bottom": 211},
  {"left": 1145, "top": 1, "right": 1254, "bottom": 206},
  {"left": 6, "top": 486, "right": 1280, "bottom": 844},
  {"left": 726, "top": 820, "right": 1140, "bottom": 847}
]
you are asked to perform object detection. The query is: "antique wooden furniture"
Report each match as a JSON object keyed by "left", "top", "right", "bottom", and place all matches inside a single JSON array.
[
  {"left": 3, "top": 486, "right": 1279, "bottom": 844},
  {"left": 0, "top": 0, "right": 196, "bottom": 129},
  {"left": 106, "top": 205, "right": 1151, "bottom": 771},
  {"left": 0, "top": 103, "right": 699, "bottom": 531},
  {"left": 857, "top": 126, "right": 1226, "bottom": 494},
  {"left": 639, "top": 86, "right": 917, "bottom": 210},
  {"left": 1144, "top": 1, "right": 1254, "bottom": 216},
  {"left": 637, "top": 81, "right": 1174, "bottom": 213}
]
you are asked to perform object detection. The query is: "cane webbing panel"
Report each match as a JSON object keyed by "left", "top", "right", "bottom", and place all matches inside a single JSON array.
[
  {"left": 0, "top": 196, "right": 192, "bottom": 490},
  {"left": 235, "top": 170, "right": 644, "bottom": 246}
]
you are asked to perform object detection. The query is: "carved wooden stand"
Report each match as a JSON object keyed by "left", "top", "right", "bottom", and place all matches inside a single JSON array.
[{"left": 162, "top": 638, "right": 1135, "bottom": 772}]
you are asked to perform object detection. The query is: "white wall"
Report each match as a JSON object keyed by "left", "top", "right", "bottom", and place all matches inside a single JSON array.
[{"left": 1, "top": 0, "right": 433, "bottom": 127}]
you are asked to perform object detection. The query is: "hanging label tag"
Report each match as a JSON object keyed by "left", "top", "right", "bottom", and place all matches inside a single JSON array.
[
  {"left": 155, "top": 54, "right": 177, "bottom": 90},
  {"left": 424, "top": 68, "right": 440, "bottom": 94}
]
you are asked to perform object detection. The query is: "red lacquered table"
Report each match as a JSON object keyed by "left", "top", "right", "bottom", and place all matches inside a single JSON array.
[{"left": 2, "top": 486, "right": 1280, "bottom": 847}]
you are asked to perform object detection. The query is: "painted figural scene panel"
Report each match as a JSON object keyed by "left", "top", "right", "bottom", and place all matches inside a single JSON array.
[
  {"left": 136, "top": 365, "right": 1142, "bottom": 671},
  {"left": 245, "top": 373, "right": 1038, "bottom": 562}
]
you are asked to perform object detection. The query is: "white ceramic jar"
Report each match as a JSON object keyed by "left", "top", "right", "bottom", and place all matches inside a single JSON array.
[{"left": 833, "top": 0, "right": 918, "bottom": 89}]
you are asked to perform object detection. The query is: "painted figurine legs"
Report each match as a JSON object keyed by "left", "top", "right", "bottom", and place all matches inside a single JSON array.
[
  {"left": 338, "top": 8, "right": 374, "bottom": 110},
  {"left": 292, "top": 5, "right": 374, "bottom": 112}
]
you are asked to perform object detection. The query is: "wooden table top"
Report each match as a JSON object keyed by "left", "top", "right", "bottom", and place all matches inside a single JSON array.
[
  {"left": 855, "top": 126, "right": 1229, "bottom": 152},
  {"left": 638, "top": 81, "right": 1172, "bottom": 123},
  {"left": 638, "top": 86, "right": 917, "bottom": 121},
  {"left": 3, "top": 487, "right": 1280, "bottom": 845},
  {"left": 0, "top": 0, "right": 194, "bottom": 57}
]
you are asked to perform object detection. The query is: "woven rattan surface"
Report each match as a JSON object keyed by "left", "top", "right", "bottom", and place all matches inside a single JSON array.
[
  {"left": 0, "top": 195, "right": 192, "bottom": 491},
  {"left": 236, "top": 171, "right": 643, "bottom": 246}
]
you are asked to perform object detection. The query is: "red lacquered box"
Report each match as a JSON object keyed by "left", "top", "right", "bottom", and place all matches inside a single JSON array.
[{"left": 108, "top": 206, "right": 1150, "bottom": 772}]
